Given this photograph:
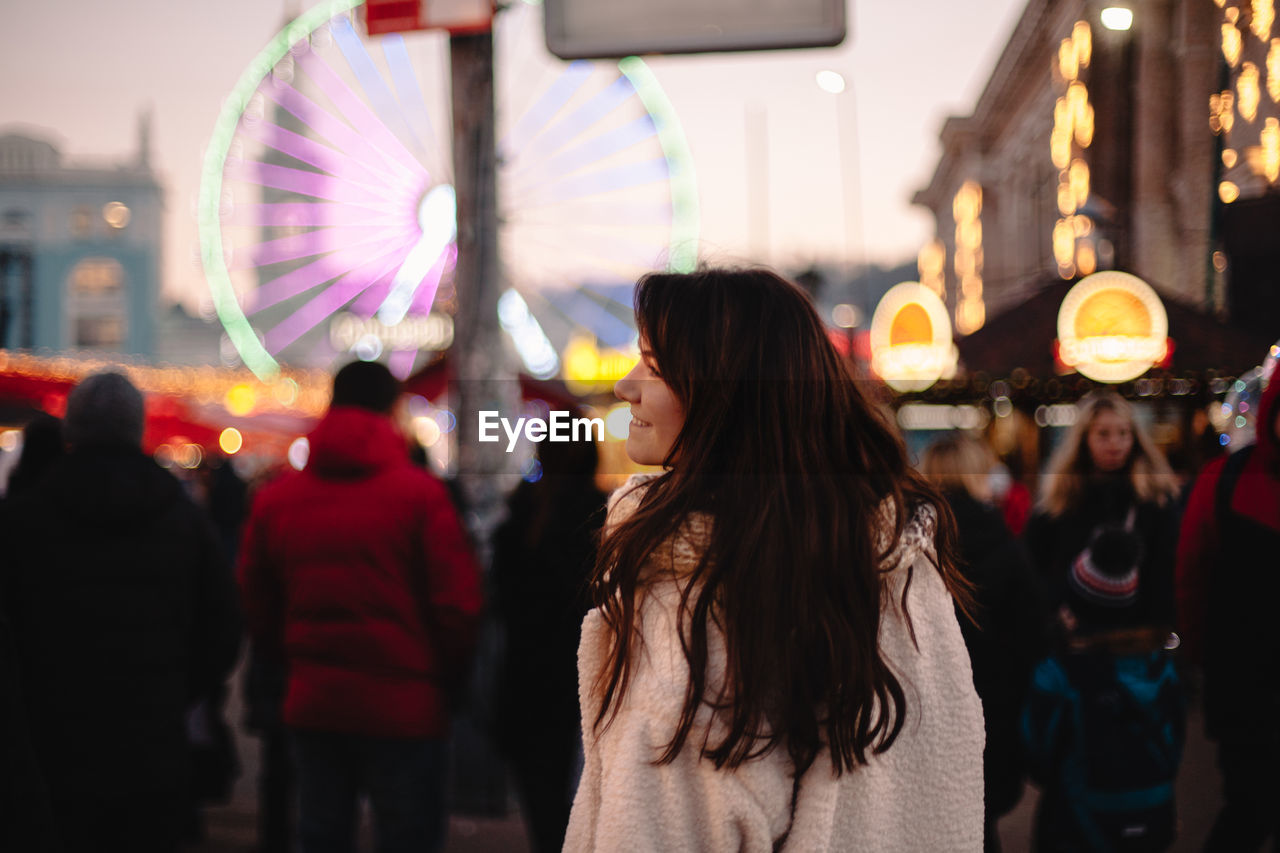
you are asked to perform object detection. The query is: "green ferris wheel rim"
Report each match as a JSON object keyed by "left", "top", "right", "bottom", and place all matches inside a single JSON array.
[{"left": 198, "top": 0, "right": 700, "bottom": 380}]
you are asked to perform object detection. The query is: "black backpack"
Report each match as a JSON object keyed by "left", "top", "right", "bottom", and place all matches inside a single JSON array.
[{"left": 1057, "top": 649, "right": 1185, "bottom": 851}]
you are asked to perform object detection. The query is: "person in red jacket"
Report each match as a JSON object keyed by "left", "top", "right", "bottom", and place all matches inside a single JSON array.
[
  {"left": 238, "top": 360, "right": 483, "bottom": 853},
  {"left": 1177, "top": 368, "right": 1280, "bottom": 852}
]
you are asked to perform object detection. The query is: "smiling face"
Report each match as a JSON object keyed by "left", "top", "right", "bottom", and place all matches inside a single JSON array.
[
  {"left": 614, "top": 341, "right": 685, "bottom": 466},
  {"left": 1086, "top": 407, "right": 1134, "bottom": 473}
]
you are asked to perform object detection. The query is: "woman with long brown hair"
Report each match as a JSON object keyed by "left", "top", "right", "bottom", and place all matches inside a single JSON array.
[{"left": 563, "top": 269, "right": 985, "bottom": 851}]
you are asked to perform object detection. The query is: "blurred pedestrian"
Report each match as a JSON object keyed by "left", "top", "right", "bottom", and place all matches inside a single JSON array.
[
  {"left": 1177, "top": 372, "right": 1280, "bottom": 851},
  {"left": 1, "top": 572, "right": 58, "bottom": 851},
  {"left": 233, "top": 461, "right": 295, "bottom": 853},
  {"left": 1024, "top": 391, "right": 1181, "bottom": 632},
  {"left": 1021, "top": 543, "right": 1185, "bottom": 852},
  {"left": 564, "top": 269, "right": 985, "bottom": 851},
  {"left": 994, "top": 451, "right": 1033, "bottom": 537},
  {"left": 491, "top": 425, "right": 607, "bottom": 853},
  {"left": 237, "top": 360, "right": 483, "bottom": 853},
  {"left": 3, "top": 413, "right": 64, "bottom": 499},
  {"left": 0, "top": 371, "right": 242, "bottom": 853},
  {"left": 921, "top": 434, "right": 1046, "bottom": 852}
]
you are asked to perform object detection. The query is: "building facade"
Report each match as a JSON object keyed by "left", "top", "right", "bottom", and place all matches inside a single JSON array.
[
  {"left": 912, "top": 0, "right": 1220, "bottom": 331},
  {"left": 0, "top": 119, "right": 162, "bottom": 356}
]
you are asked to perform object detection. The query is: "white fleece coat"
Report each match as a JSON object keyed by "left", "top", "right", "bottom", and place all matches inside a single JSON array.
[{"left": 564, "top": 474, "right": 985, "bottom": 852}]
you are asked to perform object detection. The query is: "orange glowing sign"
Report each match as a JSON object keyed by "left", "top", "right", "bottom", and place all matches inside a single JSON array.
[
  {"left": 1056, "top": 271, "right": 1169, "bottom": 383},
  {"left": 869, "top": 282, "right": 957, "bottom": 392}
]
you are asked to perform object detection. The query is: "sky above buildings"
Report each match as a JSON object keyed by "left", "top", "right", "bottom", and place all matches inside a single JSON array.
[{"left": 1, "top": 0, "right": 1026, "bottom": 311}]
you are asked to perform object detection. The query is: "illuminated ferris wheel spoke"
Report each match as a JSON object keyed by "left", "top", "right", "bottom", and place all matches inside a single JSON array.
[
  {"left": 388, "top": 347, "right": 418, "bottom": 378},
  {"left": 509, "top": 157, "right": 670, "bottom": 211},
  {"left": 330, "top": 17, "right": 431, "bottom": 161},
  {"left": 516, "top": 233, "right": 655, "bottom": 279},
  {"left": 499, "top": 60, "right": 595, "bottom": 158},
  {"left": 236, "top": 223, "right": 416, "bottom": 270},
  {"left": 381, "top": 35, "right": 441, "bottom": 174},
  {"left": 263, "top": 250, "right": 411, "bottom": 353},
  {"left": 511, "top": 77, "right": 638, "bottom": 170},
  {"left": 351, "top": 244, "right": 454, "bottom": 316},
  {"left": 409, "top": 247, "right": 455, "bottom": 312},
  {"left": 505, "top": 199, "right": 672, "bottom": 227},
  {"left": 251, "top": 234, "right": 421, "bottom": 312},
  {"left": 516, "top": 227, "right": 667, "bottom": 269},
  {"left": 504, "top": 113, "right": 657, "bottom": 198},
  {"left": 293, "top": 51, "right": 426, "bottom": 179},
  {"left": 233, "top": 160, "right": 402, "bottom": 207},
  {"left": 260, "top": 76, "right": 422, "bottom": 185},
  {"left": 240, "top": 118, "right": 402, "bottom": 192},
  {"left": 576, "top": 283, "right": 636, "bottom": 318},
  {"left": 234, "top": 202, "right": 406, "bottom": 229}
]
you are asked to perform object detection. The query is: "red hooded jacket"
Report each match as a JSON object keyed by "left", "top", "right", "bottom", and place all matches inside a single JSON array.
[
  {"left": 1176, "top": 372, "right": 1280, "bottom": 665},
  {"left": 238, "top": 406, "right": 482, "bottom": 738}
]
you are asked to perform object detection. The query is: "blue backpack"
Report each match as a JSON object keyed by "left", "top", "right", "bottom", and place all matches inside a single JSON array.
[{"left": 1022, "top": 646, "right": 1185, "bottom": 851}]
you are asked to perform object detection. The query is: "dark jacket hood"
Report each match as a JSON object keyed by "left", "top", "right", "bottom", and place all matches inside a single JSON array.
[{"left": 307, "top": 406, "right": 407, "bottom": 478}]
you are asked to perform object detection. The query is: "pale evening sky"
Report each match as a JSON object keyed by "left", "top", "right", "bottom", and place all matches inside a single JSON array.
[{"left": 0, "top": 0, "right": 1026, "bottom": 311}]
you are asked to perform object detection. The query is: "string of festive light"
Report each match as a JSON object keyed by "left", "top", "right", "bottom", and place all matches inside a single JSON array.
[
  {"left": 0, "top": 351, "right": 331, "bottom": 417},
  {"left": 1050, "top": 20, "right": 1095, "bottom": 280},
  {"left": 952, "top": 181, "right": 985, "bottom": 334}
]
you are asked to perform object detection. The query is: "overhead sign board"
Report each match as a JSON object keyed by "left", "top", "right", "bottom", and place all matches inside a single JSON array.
[
  {"left": 544, "top": 0, "right": 846, "bottom": 59},
  {"left": 1056, "top": 271, "right": 1169, "bottom": 383},
  {"left": 363, "top": 0, "right": 493, "bottom": 36},
  {"left": 869, "top": 282, "right": 958, "bottom": 393}
]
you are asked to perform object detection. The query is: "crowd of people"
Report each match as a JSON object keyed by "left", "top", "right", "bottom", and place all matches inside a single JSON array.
[{"left": 0, "top": 267, "right": 1277, "bottom": 853}]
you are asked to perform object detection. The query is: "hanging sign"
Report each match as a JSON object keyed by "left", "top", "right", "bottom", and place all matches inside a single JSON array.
[
  {"left": 1056, "top": 271, "right": 1169, "bottom": 383},
  {"left": 869, "top": 282, "right": 957, "bottom": 392},
  {"left": 363, "top": 0, "right": 493, "bottom": 36}
]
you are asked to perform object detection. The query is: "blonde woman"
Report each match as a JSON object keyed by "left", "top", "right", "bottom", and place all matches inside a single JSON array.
[
  {"left": 921, "top": 435, "right": 1045, "bottom": 853},
  {"left": 1024, "top": 390, "right": 1181, "bottom": 631}
]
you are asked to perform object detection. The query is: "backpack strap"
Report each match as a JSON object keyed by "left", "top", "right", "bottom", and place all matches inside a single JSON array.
[{"left": 1214, "top": 445, "right": 1254, "bottom": 531}]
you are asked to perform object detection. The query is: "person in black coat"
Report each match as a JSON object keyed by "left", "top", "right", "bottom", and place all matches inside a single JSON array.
[
  {"left": 0, "top": 371, "right": 242, "bottom": 853},
  {"left": 491, "top": 423, "right": 607, "bottom": 853},
  {"left": 3, "top": 413, "right": 65, "bottom": 499},
  {"left": 921, "top": 433, "right": 1047, "bottom": 853},
  {"left": 1024, "top": 391, "right": 1181, "bottom": 633}
]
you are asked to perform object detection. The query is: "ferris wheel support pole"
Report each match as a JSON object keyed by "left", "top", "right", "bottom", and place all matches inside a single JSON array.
[{"left": 449, "top": 29, "right": 520, "bottom": 561}]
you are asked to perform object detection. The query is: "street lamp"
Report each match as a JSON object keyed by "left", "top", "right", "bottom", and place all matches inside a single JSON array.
[
  {"left": 1100, "top": 7, "right": 1133, "bottom": 31},
  {"left": 815, "top": 69, "right": 846, "bottom": 95},
  {"left": 816, "top": 69, "right": 860, "bottom": 272},
  {"left": 832, "top": 303, "right": 861, "bottom": 368}
]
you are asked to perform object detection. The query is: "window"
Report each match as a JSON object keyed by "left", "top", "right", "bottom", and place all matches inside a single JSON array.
[
  {"left": 70, "top": 258, "right": 123, "bottom": 295},
  {"left": 75, "top": 317, "right": 125, "bottom": 347},
  {"left": 66, "top": 258, "right": 128, "bottom": 350},
  {"left": 70, "top": 205, "right": 94, "bottom": 239}
]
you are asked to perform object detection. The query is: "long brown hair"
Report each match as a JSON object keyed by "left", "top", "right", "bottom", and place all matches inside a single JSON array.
[
  {"left": 1038, "top": 390, "right": 1180, "bottom": 517},
  {"left": 591, "top": 268, "right": 968, "bottom": 780}
]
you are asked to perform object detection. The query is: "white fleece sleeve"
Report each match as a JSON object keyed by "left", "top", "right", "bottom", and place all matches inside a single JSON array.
[{"left": 565, "top": 583, "right": 788, "bottom": 853}]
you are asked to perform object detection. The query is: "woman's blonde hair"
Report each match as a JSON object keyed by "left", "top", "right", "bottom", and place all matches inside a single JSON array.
[
  {"left": 920, "top": 434, "right": 995, "bottom": 503},
  {"left": 1038, "top": 390, "right": 1179, "bottom": 517}
]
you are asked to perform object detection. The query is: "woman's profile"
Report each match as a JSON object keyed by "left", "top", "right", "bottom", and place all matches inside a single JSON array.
[{"left": 564, "top": 268, "right": 985, "bottom": 852}]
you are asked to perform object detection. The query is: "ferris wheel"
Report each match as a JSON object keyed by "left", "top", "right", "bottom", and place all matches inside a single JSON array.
[{"left": 199, "top": 0, "right": 699, "bottom": 381}]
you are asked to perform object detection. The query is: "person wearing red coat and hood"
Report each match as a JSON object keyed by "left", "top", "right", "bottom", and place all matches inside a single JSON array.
[
  {"left": 238, "top": 360, "right": 483, "bottom": 853},
  {"left": 1177, "top": 363, "right": 1280, "bottom": 852}
]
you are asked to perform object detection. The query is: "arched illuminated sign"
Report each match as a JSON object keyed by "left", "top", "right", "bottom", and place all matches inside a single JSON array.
[
  {"left": 1056, "top": 271, "right": 1168, "bottom": 383},
  {"left": 870, "top": 282, "right": 957, "bottom": 392}
]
